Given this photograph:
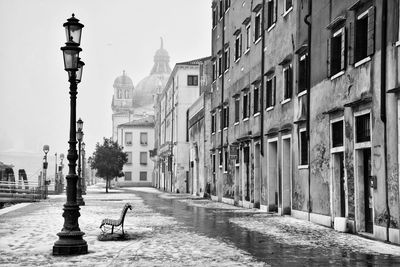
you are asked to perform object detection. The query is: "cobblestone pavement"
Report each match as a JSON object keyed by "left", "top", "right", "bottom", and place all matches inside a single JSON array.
[{"left": 1, "top": 186, "right": 400, "bottom": 266}]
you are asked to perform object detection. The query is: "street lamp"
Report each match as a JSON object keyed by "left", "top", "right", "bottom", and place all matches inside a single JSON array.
[
  {"left": 81, "top": 142, "right": 86, "bottom": 195},
  {"left": 53, "top": 14, "right": 87, "bottom": 256},
  {"left": 42, "top": 145, "right": 49, "bottom": 194},
  {"left": 76, "top": 119, "right": 85, "bottom": 206}
]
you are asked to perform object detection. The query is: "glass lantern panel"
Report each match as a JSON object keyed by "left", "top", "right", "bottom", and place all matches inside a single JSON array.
[
  {"left": 65, "top": 25, "right": 82, "bottom": 45},
  {"left": 76, "top": 66, "right": 83, "bottom": 83},
  {"left": 63, "top": 50, "right": 79, "bottom": 70}
]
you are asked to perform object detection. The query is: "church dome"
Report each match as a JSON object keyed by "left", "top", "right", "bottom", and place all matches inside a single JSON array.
[
  {"left": 133, "top": 38, "right": 171, "bottom": 108},
  {"left": 113, "top": 70, "right": 133, "bottom": 88}
]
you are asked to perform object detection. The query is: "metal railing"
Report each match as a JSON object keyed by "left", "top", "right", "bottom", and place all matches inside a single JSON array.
[{"left": 0, "top": 181, "right": 48, "bottom": 202}]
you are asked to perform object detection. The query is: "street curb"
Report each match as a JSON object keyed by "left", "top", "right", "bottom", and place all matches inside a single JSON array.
[{"left": 0, "top": 203, "right": 32, "bottom": 216}]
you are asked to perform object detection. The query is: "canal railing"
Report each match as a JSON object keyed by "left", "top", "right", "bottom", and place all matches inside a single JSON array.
[{"left": 0, "top": 181, "right": 48, "bottom": 202}]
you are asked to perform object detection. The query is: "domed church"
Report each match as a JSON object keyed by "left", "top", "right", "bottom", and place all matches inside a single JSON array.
[{"left": 111, "top": 38, "right": 171, "bottom": 140}]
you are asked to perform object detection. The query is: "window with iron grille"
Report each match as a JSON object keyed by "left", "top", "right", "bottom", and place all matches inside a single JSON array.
[
  {"left": 140, "top": 152, "right": 148, "bottom": 165},
  {"left": 332, "top": 120, "right": 344, "bottom": 147},
  {"left": 140, "top": 132, "right": 148, "bottom": 145},
  {"left": 234, "top": 97, "right": 240, "bottom": 123},
  {"left": 253, "top": 85, "right": 260, "bottom": 114},
  {"left": 187, "top": 75, "right": 198, "bottom": 86},
  {"left": 298, "top": 53, "right": 309, "bottom": 94},
  {"left": 235, "top": 34, "right": 242, "bottom": 61},
  {"left": 299, "top": 129, "right": 308, "bottom": 165},
  {"left": 266, "top": 76, "right": 276, "bottom": 108},
  {"left": 356, "top": 113, "right": 370, "bottom": 143},
  {"left": 124, "top": 171, "right": 132, "bottom": 181},
  {"left": 283, "top": 64, "right": 292, "bottom": 100},
  {"left": 243, "top": 93, "right": 249, "bottom": 119},
  {"left": 139, "top": 171, "right": 147, "bottom": 181}
]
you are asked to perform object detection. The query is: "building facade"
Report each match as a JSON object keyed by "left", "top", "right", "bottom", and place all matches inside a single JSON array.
[
  {"left": 155, "top": 58, "right": 209, "bottom": 193},
  {"left": 116, "top": 116, "right": 155, "bottom": 187},
  {"left": 203, "top": 0, "right": 400, "bottom": 244}
]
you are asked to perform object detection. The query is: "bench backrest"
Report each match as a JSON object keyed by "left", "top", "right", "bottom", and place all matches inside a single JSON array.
[{"left": 118, "top": 203, "right": 132, "bottom": 225}]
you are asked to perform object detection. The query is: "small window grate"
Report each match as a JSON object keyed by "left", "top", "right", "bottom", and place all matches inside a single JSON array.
[{"left": 356, "top": 113, "right": 370, "bottom": 143}]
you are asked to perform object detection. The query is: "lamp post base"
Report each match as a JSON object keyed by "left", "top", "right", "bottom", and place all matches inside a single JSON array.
[{"left": 53, "top": 230, "right": 88, "bottom": 255}]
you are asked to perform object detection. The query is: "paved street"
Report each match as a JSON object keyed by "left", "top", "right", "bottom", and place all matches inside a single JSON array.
[{"left": 1, "top": 185, "right": 400, "bottom": 266}]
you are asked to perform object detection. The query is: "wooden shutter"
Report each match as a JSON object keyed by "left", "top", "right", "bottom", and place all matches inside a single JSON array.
[
  {"left": 349, "top": 22, "right": 355, "bottom": 65},
  {"left": 327, "top": 37, "right": 331, "bottom": 77},
  {"left": 367, "top": 6, "right": 375, "bottom": 56},
  {"left": 341, "top": 28, "right": 346, "bottom": 70}
]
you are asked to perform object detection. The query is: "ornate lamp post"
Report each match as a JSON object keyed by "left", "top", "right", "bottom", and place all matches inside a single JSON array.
[
  {"left": 53, "top": 14, "right": 87, "bottom": 255},
  {"left": 76, "top": 118, "right": 85, "bottom": 206},
  {"left": 81, "top": 142, "right": 86, "bottom": 195},
  {"left": 42, "top": 145, "right": 49, "bottom": 197},
  {"left": 59, "top": 153, "right": 65, "bottom": 192}
]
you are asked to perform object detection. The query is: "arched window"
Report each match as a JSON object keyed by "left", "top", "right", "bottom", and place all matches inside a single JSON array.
[
  {"left": 125, "top": 90, "right": 129, "bottom": 99},
  {"left": 118, "top": 89, "right": 122, "bottom": 99}
]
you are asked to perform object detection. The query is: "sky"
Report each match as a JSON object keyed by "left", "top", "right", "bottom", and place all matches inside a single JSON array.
[{"left": 0, "top": 0, "right": 211, "bottom": 176}]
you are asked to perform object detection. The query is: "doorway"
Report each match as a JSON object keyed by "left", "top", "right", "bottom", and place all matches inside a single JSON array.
[
  {"left": 281, "top": 137, "right": 291, "bottom": 215},
  {"left": 332, "top": 152, "right": 346, "bottom": 217},
  {"left": 268, "top": 140, "right": 278, "bottom": 211}
]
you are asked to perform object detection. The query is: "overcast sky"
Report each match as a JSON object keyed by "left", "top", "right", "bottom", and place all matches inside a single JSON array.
[{"left": 0, "top": 0, "right": 211, "bottom": 174}]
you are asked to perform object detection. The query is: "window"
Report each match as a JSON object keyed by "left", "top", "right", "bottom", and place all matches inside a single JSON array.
[
  {"left": 125, "top": 132, "right": 132, "bottom": 146},
  {"left": 124, "top": 171, "right": 132, "bottom": 181},
  {"left": 224, "top": 47, "right": 230, "bottom": 71},
  {"left": 218, "top": 109, "right": 222, "bottom": 131},
  {"left": 267, "top": 0, "right": 277, "bottom": 29},
  {"left": 212, "top": 61, "right": 217, "bottom": 81},
  {"left": 253, "top": 85, "right": 260, "bottom": 114},
  {"left": 225, "top": 0, "right": 230, "bottom": 11},
  {"left": 234, "top": 97, "right": 240, "bottom": 123},
  {"left": 356, "top": 113, "right": 370, "bottom": 143},
  {"left": 235, "top": 147, "right": 240, "bottom": 164},
  {"left": 255, "top": 12, "right": 262, "bottom": 42},
  {"left": 284, "top": 0, "right": 293, "bottom": 13},
  {"left": 219, "top": 150, "right": 223, "bottom": 167},
  {"left": 332, "top": 120, "right": 344, "bottom": 147},
  {"left": 235, "top": 33, "right": 242, "bottom": 61},
  {"left": 224, "top": 149, "right": 228, "bottom": 172},
  {"left": 329, "top": 27, "right": 346, "bottom": 77},
  {"left": 223, "top": 106, "right": 229, "bottom": 128},
  {"left": 352, "top": 7, "right": 375, "bottom": 64},
  {"left": 243, "top": 92, "right": 249, "bottom": 119},
  {"left": 187, "top": 75, "right": 198, "bottom": 86},
  {"left": 212, "top": 6, "right": 217, "bottom": 27},
  {"left": 140, "top": 152, "right": 148, "bottom": 165},
  {"left": 246, "top": 24, "right": 251, "bottom": 51},
  {"left": 140, "top": 171, "right": 147, "bottom": 181},
  {"left": 127, "top": 152, "right": 132, "bottom": 164},
  {"left": 211, "top": 112, "right": 216, "bottom": 133},
  {"left": 212, "top": 154, "right": 216, "bottom": 173},
  {"left": 299, "top": 129, "right": 308, "bottom": 165},
  {"left": 140, "top": 132, "right": 148, "bottom": 145},
  {"left": 219, "top": 0, "right": 224, "bottom": 19},
  {"left": 218, "top": 54, "right": 223, "bottom": 76},
  {"left": 283, "top": 64, "right": 292, "bottom": 100},
  {"left": 266, "top": 76, "right": 276, "bottom": 108},
  {"left": 298, "top": 53, "right": 309, "bottom": 94}
]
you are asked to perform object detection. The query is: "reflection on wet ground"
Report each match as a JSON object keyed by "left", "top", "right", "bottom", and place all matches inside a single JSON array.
[{"left": 131, "top": 189, "right": 400, "bottom": 266}]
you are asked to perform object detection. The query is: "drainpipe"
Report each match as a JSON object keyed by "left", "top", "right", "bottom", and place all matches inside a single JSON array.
[
  {"left": 171, "top": 77, "right": 175, "bottom": 193},
  {"left": 381, "top": 0, "right": 390, "bottom": 242},
  {"left": 220, "top": 8, "right": 226, "bottom": 200},
  {"left": 260, "top": 0, "right": 265, "bottom": 157},
  {"left": 304, "top": 0, "right": 312, "bottom": 221}
]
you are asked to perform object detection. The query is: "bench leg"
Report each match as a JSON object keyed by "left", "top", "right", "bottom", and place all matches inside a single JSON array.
[
  {"left": 122, "top": 223, "right": 124, "bottom": 235},
  {"left": 111, "top": 225, "right": 114, "bottom": 234}
]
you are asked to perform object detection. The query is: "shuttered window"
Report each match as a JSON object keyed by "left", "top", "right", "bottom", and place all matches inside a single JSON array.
[
  {"left": 298, "top": 53, "right": 308, "bottom": 94},
  {"left": 266, "top": 76, "right": 276, "bottom": 108},
  {"left": 253, "top": 85, "right": 260, "bottom": 114},
  {"left": 243, "top": 93, "right": 249, "bottom": 119},
  {"left": 140, "top": 152, "right": 148, "bottom": 165},
  {"left": 234, "top": 97, "right": 240, "bottom": 123},
  {"left": 124, "top": 172, "right": 132, "bottom": 181},
  {"left": 283, "top": 64, "right": 292, "bottom": 100},
  {"left": 328, "top": 27, "right": 346, "bottom": 77},
  {"left": 139, "top": 171, "right": 147, "bottom": 181},
  {"left": 125, "top": 132, "right": 132, "bottom": 146}
]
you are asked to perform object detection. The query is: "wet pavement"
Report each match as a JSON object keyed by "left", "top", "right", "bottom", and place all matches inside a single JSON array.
[{"left": 129, "top": 188, "right": 400, "bottom": 266}]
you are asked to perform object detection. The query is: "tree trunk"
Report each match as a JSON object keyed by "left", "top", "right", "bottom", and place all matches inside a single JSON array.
[{"left": 106, "top": 178, "right": 109, "bottom": 193}]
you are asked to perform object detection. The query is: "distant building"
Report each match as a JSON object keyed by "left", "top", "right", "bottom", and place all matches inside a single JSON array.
[
  {"left": 154, "top": 57, "right": 211, "bottom": 193},
  {"left": 116, "top": 116, "right": 155, "bottom": 187}
]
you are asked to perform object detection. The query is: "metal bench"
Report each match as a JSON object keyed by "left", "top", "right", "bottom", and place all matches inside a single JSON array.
[{"left": 100, "top": 203, "right": 132, "bottom": 235}]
